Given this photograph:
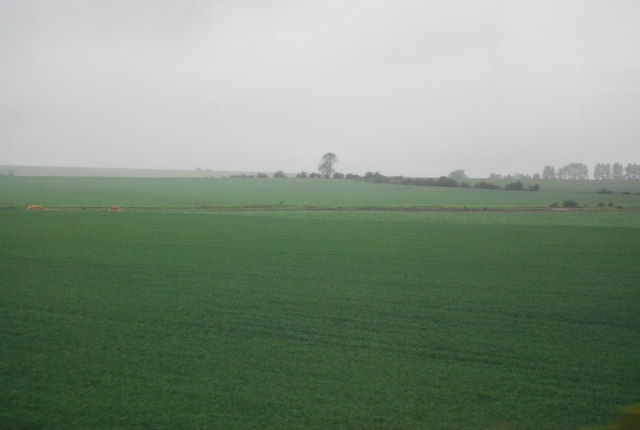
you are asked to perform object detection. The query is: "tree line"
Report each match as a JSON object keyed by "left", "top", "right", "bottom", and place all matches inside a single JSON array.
[
  {"left": 540, "top": 163, "right": 640, "bottom": 180},
  {"left": 226, "top": 154, "right": 639, "bottom": 183}
]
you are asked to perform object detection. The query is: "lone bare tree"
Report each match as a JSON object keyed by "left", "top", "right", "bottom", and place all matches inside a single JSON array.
[{"left": 318, "top": 153, "right": 338, "bottom": 178}]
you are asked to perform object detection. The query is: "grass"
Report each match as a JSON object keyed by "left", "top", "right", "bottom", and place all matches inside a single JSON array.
[
  {"left": 2, "top": 176, "right": 640, "bottom": 209},
  {"left": 1, "top": 210, "right": 639, "bottom": 429}
]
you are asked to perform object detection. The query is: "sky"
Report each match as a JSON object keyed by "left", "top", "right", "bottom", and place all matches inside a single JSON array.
[{"left": 1, "top": 0, "right": 639, "bottom": 177}]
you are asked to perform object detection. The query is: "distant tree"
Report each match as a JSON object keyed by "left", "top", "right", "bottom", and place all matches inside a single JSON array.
[
  {"left": 436, "top": 176, "right": 458, "bottom": 187},
  {"left": 488, "top": 173, "right": 502, "bottom": 180},
  {"left": 448, "top": 169, "right": 468, "bottom": 180},
  {"left": 594, "top": 163, "right": 612, "bottom": 180},
  {"left": 505, "top": 181, "right": 524, "bottom": 191},
  {"left": 309, "top": 172, "right": 321, "bottom": 178},
  {"left": 333, "top": 172, "right": 344, "bottom": 179},
  {"left": 363, "top": 171, "right": 391, "bottom": 183},
  {"left": 318, "top": 153, "right": 338, "bottom": 178},
  {"left": 8, "top": 169, "right": 15, "bottom": 177},
  {"left": 273, "top": 170, "right": 287, "bottom": 178},
  {"left": 563, "top": 200, "right": 578, "bottom": 208},
  {"left": 345, "top": 173, "right": 360, "bottom": 179},
  {"left": 533, "top": 173, "right": 541, "bottom": 180},
  {"left": 295, "top": 171, "right": 308, "bottom": 178},
  {"left": 556, "top": 166, "right": 567, "bottom": 179},
  {"left": 474, "top": 181, "right": 501, "bottom": 190},
  {"left": 593, "top": 163, "right": 603, "bottom": 180},
  {"left": 612, "top": 162, "right": 624, "bottom": 180},
  {"left": 460, "top": 181, "right": 470, "bottom": 188},
  {"left": 256, "top": 172, "right": 268, "bottom": 178},
  {"left": 557, "top": 163, "right": 589, "bottom": 180},
  {"left": 625, "top": 163, "right": 640, "bottom": 180},
  {"left": 528, "top": 184, "right": 540, "bottom": 191},
  {"left": 542, "top": 165, "right": 556, "bottom": 179}
]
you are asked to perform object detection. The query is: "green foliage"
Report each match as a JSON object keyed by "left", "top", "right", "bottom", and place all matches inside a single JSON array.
[
  {"left": 273, "top": 170, "right": 287, "bottom": 178},
  {"left": 625, "top": 163, "right": 640, "bottom": 180},
  {"left": 318, "top": 152, "right": 338, "bottom": 178},
  {"left": 594, "top": 163, "right": 613, "bottom": 180},
  {"left": 448, "top": 169, "right": 468, "bottom": 180},
  {"left": 435, "top": 175, "right": 459, "bottom": 187},
  {"left": 475, "top": 181, "right": 501, "bottom": 190},
  {"left": 557, "top": 163, "right": 589, "bottom": 180},
  {"left": 613, "top": 163, "right": 625, "bottom": 180},
  {"left": 363, "top": 171, "right": 392, "bottom": 183},
  {"left": 505, "top": 181, "right": 524, "bottom": 191},
  {"left": 563, "top": 200, "right": 579, "bottom": 208}
]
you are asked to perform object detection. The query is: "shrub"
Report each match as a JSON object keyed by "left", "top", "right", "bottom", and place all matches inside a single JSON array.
[
  {"left": 597, "top": 188, "right": 613, "bottom": 194},
  {"left": 435, "top": 176, "right": 458, "bottom": 187},
  {"left": 505, "top": 181, "right": 524, "bottom": 191},
  {"left": 528, "top": 184, "right": 540, "bottom": 191},
  {"left": 563, "top": 200, "right": 578, "bottom": 208},
  {"left": 474, "top": 181, "right": 501, "bottom": 190},
  {"left": 363, "top": 172, "right": 392, "bottom": 183}
]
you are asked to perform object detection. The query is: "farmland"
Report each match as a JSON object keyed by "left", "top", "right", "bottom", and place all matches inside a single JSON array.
[
  {"left": 1, "top": 176, "right": 640, "bottom": 209},
  {"left": 1, "top": 177, "right": 639, "bottom": 429}
]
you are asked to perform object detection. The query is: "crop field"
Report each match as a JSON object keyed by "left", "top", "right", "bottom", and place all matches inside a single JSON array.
[
  {"left": 1, "top": 203, "right": 639, "bottom": 428},
  {"left": 2, "top": 176, "right": 640, "bottom": 210}
]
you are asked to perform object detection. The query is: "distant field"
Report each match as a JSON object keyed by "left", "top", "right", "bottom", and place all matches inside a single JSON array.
[
  {"left": 2, "top": 176, "right": 640, "bottom": 209},
  {"left": 0, "top": 165, "right": 252, "bottom": 178},
  {"left": 1, "top": 210, "right": 638, "bottom": 429}
]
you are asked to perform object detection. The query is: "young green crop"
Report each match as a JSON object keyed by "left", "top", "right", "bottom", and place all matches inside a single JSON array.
[
  {"left": 2, "top": 176, "right": 640, "bottom": 209},
  {"left": 1, "top": 210, "right": 638, "bottom": 429}
]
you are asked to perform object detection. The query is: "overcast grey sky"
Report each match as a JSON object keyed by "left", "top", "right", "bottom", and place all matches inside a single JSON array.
[{"left": 1, "top": 1, "right": 639, "bottom": 177}]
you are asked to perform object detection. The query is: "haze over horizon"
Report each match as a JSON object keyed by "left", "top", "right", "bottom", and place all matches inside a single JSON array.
[{"left": 2, "top": 1, "right": 639, "bottom": 178}]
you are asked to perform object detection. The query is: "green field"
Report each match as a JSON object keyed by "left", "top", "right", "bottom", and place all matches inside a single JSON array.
[
  {"left": 1, "top": 178, "right": 639, "bottom": 429},
  {"left": 2, "top": 176, "right": 640, "bottom": 209}
]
